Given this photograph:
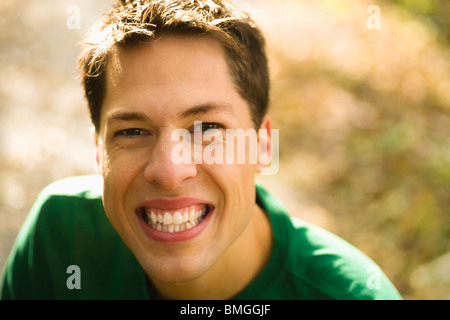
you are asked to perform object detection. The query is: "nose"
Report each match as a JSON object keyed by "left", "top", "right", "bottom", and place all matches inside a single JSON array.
[{"left": 144, "top": 132, "right": 197, "bottom": 190}]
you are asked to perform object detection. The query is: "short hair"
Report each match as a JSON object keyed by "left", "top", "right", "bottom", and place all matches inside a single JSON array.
[{"left": 78, "top": 0, "right": 270, "bottom": 131}]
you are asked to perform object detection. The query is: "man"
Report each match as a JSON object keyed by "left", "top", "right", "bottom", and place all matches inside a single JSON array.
[{"left": 1, "top": 0, "right": 401, "bottom": 300}]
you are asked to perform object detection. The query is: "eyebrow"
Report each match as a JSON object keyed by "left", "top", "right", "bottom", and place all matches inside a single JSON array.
[
  {"left": 104, "top": 102, "right": 234, "bottom": 126},
  {"left": 178, "top": 103, "right": 235, "bottom": 118},
  {"left": 105, "top": 110, "right": 151, "bottom": 125}
]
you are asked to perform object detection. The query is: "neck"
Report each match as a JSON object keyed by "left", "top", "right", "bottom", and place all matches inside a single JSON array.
[{"left": 149, "top": 204, "right": 272, "bottom": 300}]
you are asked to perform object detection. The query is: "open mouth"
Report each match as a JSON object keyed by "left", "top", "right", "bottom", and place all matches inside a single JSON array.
[{"left": 139, "top": 204, "right": 211, "bottom": 233}]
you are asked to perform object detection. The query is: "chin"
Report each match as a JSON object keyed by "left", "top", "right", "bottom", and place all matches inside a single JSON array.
[{"left": 139, "top": 250, "right": 218, "bottom": 284}]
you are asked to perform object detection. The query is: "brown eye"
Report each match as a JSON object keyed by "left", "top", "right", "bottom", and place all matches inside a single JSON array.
[
  {"left": 192, "top": 122, "right": 224, "bottom": 133},
  {"left": 202, "top": 123, "right": 220, "bottom": 131},
  {"left": 115, "top": 128, "right": 146, "bottom": 136}
]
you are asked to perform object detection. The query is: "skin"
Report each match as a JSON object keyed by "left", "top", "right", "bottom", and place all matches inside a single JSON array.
[{"left": 95, "top": 35, "right": 273, "bottom": 299}]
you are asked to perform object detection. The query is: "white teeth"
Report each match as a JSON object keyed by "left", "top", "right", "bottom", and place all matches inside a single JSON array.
[
  {"left": 144, "top": 205, "right": 209, "bottom": 233},
  {"left": 150, "top": 211, "right": 157, "bottom": 224},
  {"left": 163, "top": 212, "right": 172, "bottom": 225},
  {"left": 189, "top": 209, "right": 196, "bottom": 222},
  {"left": 173, "top": 212, "right": 182, "bottom": 225}
]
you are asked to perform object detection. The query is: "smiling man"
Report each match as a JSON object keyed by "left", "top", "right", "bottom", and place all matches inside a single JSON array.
[
  {"left": 97, "top": 33, "right": 273, "bottom": 299},
  {"left": 1, "top": 0, "right": 401, "bottom": 300}
]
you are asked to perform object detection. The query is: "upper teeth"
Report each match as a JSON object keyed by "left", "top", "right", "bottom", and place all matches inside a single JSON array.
[{"left": 145, "top": 205, "right": 207, "bottom": 232}]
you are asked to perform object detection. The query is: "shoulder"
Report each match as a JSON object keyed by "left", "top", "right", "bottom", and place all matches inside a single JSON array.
[
  {"left": 17, "top": 175, "right": 107, "bottom": 250},
  {"left": 285, "top": 217, "right": 400, "bottom": 299},
  {"left": 1, "top": 175, "right": 126, "bottom": 299},
  {"left": 25, "top": 175, "right": 106, "bottom": 236},
  {"left": 11, "top": 175, "right": 106, "bottom": 256},
  {"left": 39, "top": 175, "right": 103, "bottom": 200},
  {"left": 31, "top": 175, "right": 103, "bottom": 221},
  {"left": 255, "top": 181, "right": 401, "bottom": 300}
]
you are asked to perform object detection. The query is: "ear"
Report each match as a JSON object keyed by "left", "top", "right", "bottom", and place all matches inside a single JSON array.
[
  {"left": 256, "top": 115, "right": 272, "bottom": 174},
  {"left": 91, "top": 126, "right": 102, "bottom": 174}
]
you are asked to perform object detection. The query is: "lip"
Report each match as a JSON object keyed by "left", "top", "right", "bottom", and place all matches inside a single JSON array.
[
  {"left": 138, "top": 197, "right": 210, "bottom": 210},
  {"left": 136, "top": 197, "right": 214, "bottom": 243}
]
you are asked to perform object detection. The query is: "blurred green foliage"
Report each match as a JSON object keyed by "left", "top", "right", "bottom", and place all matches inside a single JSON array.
[{"left": 388, "top": 0, "right": 450, "bottom": 44}]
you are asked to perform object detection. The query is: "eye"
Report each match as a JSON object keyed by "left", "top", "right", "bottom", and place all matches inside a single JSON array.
[
  {"left": 115, "top": 128, "right": 149, "bottom": 137},
  {"left": 201, "top": 123, "right": 220, "bottom": 131},
  {"left": 112, "top": 128, "right": 151, "bottom": 147},
  {"left": 189, "top": 122, "right": 226, "bottom": 146},
  {"left": 192, "top": 122, "right": 225, "bottom": 132}
]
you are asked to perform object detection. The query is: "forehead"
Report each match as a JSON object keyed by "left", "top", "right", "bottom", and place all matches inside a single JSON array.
[
  {"left": 108, "top": 35, "right": 228, "bottom": 84},
  {"left": 101, "top": 35, "right": 249, "bottom": 124}
]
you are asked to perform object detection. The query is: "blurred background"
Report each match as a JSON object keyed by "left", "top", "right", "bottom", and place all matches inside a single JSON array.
[{"left": 0, "top": 0, "right": 449, "bottom": 299}]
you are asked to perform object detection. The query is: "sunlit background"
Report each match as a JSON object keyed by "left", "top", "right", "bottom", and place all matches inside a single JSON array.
[{"left": 1, "top": 0, "right": 449, "bottom": 300}]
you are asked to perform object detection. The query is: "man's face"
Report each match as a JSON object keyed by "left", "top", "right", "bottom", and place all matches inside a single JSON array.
[{"left": 95, "top": 35, "right": 271, "bottom": 284}]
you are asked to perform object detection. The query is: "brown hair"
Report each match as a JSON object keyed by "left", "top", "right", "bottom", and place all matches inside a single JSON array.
[{"left": 78, "top": 0, "right": 269, "bottom": 131}]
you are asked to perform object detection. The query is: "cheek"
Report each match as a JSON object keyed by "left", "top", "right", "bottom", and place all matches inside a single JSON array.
[
  {"left": 100, "top": 151, "right": 149, "bottom": 243},
  {"left": 100, "top": 143, "right": 148, "bottom": 180},
  {"left": 222, "top": 165, "right": 257, "bottom": 246},
  {"left": 99, "top": 146, "right": 149, "bottom": 213},
  {"left": 206, "top": 162, "right": 256, "bottom": 224}
]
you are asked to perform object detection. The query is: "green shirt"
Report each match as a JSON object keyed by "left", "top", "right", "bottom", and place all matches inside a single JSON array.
[{"left": 1, "top": 175, "right": 401, "bottom": 300}]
